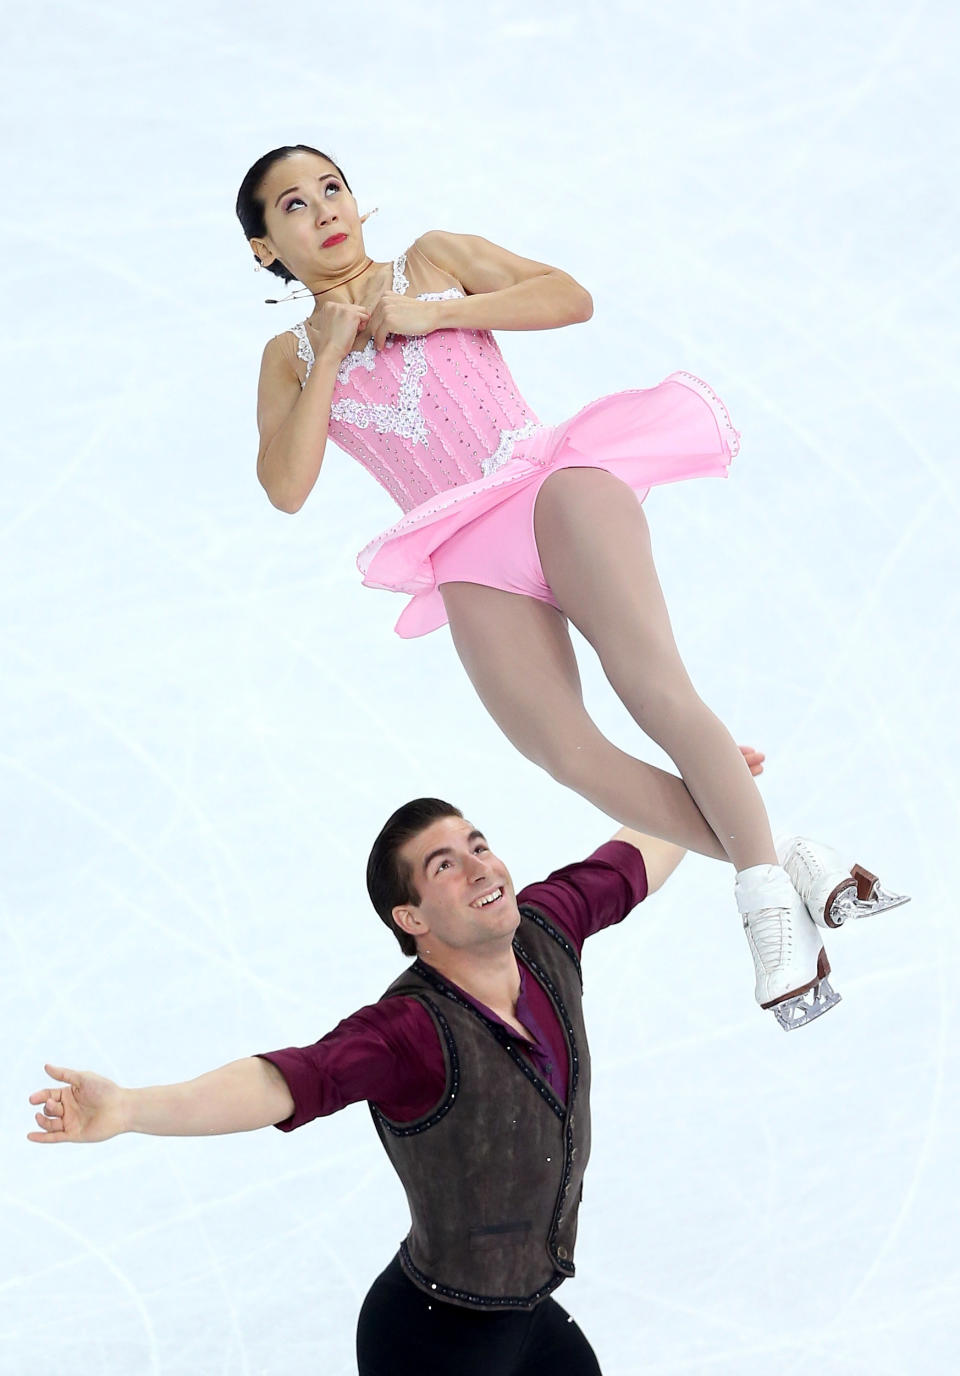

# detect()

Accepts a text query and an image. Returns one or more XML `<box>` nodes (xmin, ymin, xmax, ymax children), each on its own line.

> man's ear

<box><xmin>393</xmin><ymin>905</ymin><xmax>428</xmax><ymax>943</ymax></box>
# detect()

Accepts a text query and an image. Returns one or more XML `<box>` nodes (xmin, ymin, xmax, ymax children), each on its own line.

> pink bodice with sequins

<box><xmin>289</xmin><ymin>253</ymin><xmax>544</xmax><ymax>513</ymax></box>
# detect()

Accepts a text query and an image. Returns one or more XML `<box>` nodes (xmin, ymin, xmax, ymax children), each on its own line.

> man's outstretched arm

<box><xmin>27</xmin><ymin>1058</ymin><xmax>294</xmax><ymax>1144</ymax></box>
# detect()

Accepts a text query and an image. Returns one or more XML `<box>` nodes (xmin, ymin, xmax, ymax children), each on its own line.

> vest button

<box><xmin>557</xmin><ymin>1245</ymin><xmax>569</xmax><ymax>1260</ymax></box>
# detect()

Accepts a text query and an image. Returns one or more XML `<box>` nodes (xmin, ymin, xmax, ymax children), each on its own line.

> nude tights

<box><xmin>440</xmin><ymin>467</ymin><xmax>778</xmax><ymax>869</ymax></box>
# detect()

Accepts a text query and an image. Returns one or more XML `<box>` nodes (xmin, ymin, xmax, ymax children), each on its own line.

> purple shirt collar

<box><xmin>419</xmin><ymin>958</ymin><xmax>566</xmax><ymax>1099</ymax></box>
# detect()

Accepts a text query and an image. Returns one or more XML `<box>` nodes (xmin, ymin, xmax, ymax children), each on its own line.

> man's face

<box><xmin>393</xmin><ymin>816</ymin><xmax>520</xmax><ymax>956</ymax></box>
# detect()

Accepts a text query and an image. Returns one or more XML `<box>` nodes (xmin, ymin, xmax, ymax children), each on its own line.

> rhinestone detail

<box><xmin>331</xmin><ymin>335</ymin><xmax>430</xmax><ymax>445</ymax></box>
<box><xmin>668</xmin><ymin>370</ymin><xmax>741</xmax><ymax>458</ymax></box>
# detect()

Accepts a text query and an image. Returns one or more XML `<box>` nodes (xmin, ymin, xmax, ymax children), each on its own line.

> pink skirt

<box><xmin>357</xmin><ymin>373</ymin><xmax>739</xmax><ymax>638</ymax></box>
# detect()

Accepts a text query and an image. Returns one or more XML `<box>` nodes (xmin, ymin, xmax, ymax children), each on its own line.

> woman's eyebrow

<box><xmin>274</xmin><ymin>174</ymin><xmax>339</xmax><ymax>208</ymax></box>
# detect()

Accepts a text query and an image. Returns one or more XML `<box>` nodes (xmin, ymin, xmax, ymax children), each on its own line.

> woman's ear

<box><xmin>250</xmin><ymin>238</ymin><xmax>276</xmax><ymax>269</ymax></box>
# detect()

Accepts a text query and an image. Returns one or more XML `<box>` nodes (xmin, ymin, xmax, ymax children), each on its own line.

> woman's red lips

<box><xmin>322</xmin><ymin>233</ymin><xmax>348</xmax><ymax>248</ymax></box>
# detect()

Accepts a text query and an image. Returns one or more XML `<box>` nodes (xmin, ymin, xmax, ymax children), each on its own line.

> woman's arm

<box><xmin>365</xmin><ymin>231</ymin><xmax>593</xmax><ymax>347</ymax></box>
<box><xmin>256</xmin><ymin>301</ymin><xmax>370</xmax><ymax>513</ymax></box>
<box><xmin>27</xmin><ymin>1058</ymin><xmax>294</xmax><ymax>1144</ymax></box>
<box><xmin>419</xmin><ymin>230</ymin><xmax>593</xmax><ymax>330</ymax></box>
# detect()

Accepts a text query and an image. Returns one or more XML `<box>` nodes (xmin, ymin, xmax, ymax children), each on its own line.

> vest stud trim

<box><xmin>398</xmin><ymin>1240</ymin><xmax>565</xmax><ymax>1311</ymax></box>
<box><xmin>408</xmin><ymin>957</ymin><xmax>570</xmax><ymax>1121</ymax></box>
<box><xmin>372</xmin><ymin>913</ymin><xmax>591</xmax><ymax>1310</ymax></box>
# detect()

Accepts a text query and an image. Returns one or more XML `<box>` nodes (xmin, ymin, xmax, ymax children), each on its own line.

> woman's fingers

<box><xmin>308</xmin><ymin>303</ymin><xmax>372</xmax><ymax>358</ymax></box>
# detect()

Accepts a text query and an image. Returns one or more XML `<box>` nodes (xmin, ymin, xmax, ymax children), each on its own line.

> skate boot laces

<box><xmin>743</xmin><ymin>906</ymin><xmax>792</xmax><ymax>971</ymax></box>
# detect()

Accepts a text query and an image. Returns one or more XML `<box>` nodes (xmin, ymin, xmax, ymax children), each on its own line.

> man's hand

<box><xmin>28</xmin><ymin>1064</ymin><xmax>126</xmax><ymax>1144</ymax></box>
<box><xmin>740</xmin><ymin>745</ymin><xmax>765</xmax><ymax>777</ymax></box>
<box><xmin>612</xmin><ymin>745</ymin><xmax>767</xmax><ymax>892</ymax></box>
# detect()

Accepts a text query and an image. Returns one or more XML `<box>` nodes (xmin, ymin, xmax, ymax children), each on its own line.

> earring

<box><xmin>253</xmin><ymin>257</ymin><xmax>262</xmax><ymax>272</ymax></box>
<box><xmin>359</xmin><ymin>207</ymin><xmax>380</xmax><ymax>224</ymax></box>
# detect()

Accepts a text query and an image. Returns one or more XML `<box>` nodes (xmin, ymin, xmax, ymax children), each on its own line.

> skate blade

<box><xmin>832</xmin><ymin>874</ymin><xmax>911</xmax><ymax>925</ymax></box>
<box><xmin>772</xmin><ymin>977</ymin><xmax>841</xmax><ymax>1031</ymax></box>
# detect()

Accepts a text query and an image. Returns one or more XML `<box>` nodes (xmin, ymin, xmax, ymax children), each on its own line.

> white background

<box><xmin>2</xmin><ymin>1</ymin><xmax>958</xmax><ymax>1372</ymax></box>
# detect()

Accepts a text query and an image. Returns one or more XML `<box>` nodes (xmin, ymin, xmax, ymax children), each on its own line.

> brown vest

<box><xmin>370</xmin><ymin>904</ymin><xmax>591</xmax><ymax>1311</ymax></box>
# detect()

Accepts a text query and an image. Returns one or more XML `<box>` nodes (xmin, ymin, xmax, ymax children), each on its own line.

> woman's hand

<box><xmin>304</xmin><ymin>301</ymin><xmax>371</xmax><ymax>363</ymax></box>
<box><xmin>366</xmin><ymin>293</ymin><xmax>441</xmax><ymax>350</ymax></box>
<box><xmin>28</xmin><ymin>1064</ymin><xmax>127</xmax><ymax>1144</ymax></box>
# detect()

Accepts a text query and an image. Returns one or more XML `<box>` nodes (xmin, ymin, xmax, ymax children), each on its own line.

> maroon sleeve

<box><xmin>516</xmin><ymin>840</ymin><xmax>648</xmax><ymax>954</ymax></box>
<box><xmin>257</xmin><ymin>995</ymin><xmax>446</xmax><ymax>1131</ymax></box>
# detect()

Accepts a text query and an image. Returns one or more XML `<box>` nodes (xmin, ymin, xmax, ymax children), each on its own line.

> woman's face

<box><xmin>251</xmin><ymin>151</ymin><xmax>363</xmax><ymax>284</ymax></box>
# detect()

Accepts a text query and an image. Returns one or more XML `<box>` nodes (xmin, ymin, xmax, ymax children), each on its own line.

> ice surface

<box><xmin>2</xmin><ymin>1</ymin><xmax>958</xmax><ymax>1372</ymax></box>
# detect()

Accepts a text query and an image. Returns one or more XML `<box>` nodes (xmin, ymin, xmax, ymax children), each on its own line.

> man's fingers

<box><xmin>44</xmin><ymin>1063</ymin><xmax>78</xmax><ymax>1085</ymax></box>
<box><xmin>34</xmin><ymin>1112</ymin><xmax>63</xmax><ymax>1132</ymax></box>
<box><xmin>28</xmin><ymin>1089</ymin><xmax>57</xmax><ymax>1106</ymax></box>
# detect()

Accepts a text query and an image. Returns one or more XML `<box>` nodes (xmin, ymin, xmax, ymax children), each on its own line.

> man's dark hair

<box><xmin>235</xmin><ymin>144</ymin><xmax>352</xmax><ymax>284</ymax></box>
<box><xmin>366</xmin><ymin>799</ymin><xmax>464</xmax><ymax>957</ymax></box>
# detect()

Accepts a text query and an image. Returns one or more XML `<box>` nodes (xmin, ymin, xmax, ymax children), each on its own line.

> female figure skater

<box><xmin>237</xmin><ymin>144</ymin><xmax>906</xmax><ymax>1029</ymax></box>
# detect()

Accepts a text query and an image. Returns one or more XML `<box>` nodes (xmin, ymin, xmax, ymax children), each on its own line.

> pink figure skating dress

<box><xmin>288</xmin><ymin>251</ymin><xmax>740</xmax><ymax>638</ymax></box>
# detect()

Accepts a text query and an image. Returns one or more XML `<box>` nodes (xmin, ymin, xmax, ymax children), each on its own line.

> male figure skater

<box><xmin>27</xmin><ymin>789</ymin><xmax>753</xmax><ymax>1375</ymax></box>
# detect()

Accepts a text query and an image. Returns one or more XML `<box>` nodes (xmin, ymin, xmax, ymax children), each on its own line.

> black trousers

<box><xmin>356</xmin><ymin>1254</ymin><xmax>602</xmax><ymax>1376</ymax></box>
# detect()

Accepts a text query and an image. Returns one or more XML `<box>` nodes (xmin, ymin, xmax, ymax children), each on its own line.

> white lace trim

<box><xmin>393</xmin><ymin>251</ymin><xmax>408</xmax><ymax>295</ymax></box>
<box><xmin>291</xmin><ymin>321</ymin><xmax>314</xmax><ymax>374</ymax></box>
<box><xmin>480</xmin><ymin>421</ymin><xmax>545</xmax><ymax>477</ymax></box>
<box><xmin>330</xmin><ymin>335</ymin><xmax>429</xmax><ymax>445</ymax></box>
<box><xmin>337</xmin><ymin>337</ymin><xmax>378</xmax><ymax>384</ymax></box>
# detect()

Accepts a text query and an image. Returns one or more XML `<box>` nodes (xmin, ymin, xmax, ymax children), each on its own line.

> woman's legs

<box><xmin>533</xmin><ymin>468</ymin><xmax>777</xmax><ymax>872</ymax></box>
<box><xmin>440</xmin><ymin>580</ymin><xmax>729</xmax><ymax>859</ymax></box>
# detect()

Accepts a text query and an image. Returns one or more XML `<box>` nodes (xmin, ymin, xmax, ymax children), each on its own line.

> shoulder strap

<box><xmin>289</xmin><ymin>322</ymin><xmax>315</xmax><ymax>382</ymax></box>
<box><xmin>393</xmin><ymin>251</ymin><xmax>410</xmax><ymax>295</ymax></box>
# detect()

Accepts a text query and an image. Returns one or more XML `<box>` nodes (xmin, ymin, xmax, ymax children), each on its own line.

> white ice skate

<box><xmin>777</xmin><ymin>836</ymin><xmax>911</xmax><ymax>930</ymax></box>
<box><xmin>735</xmin><ymin>864</ymin><xmax>841</xmax><ymax>1031</ymax></box>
